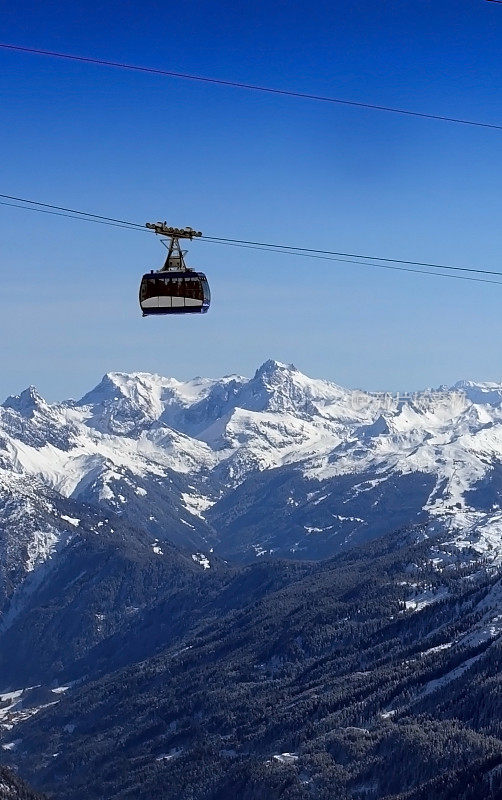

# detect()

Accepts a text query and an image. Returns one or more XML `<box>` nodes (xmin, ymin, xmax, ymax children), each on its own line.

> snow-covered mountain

<box><xmin>3</xmin><ymin>361</ymin><xmax>502</xmax><ymax>799</ymax></box>
<box><xmin>2</xmin><ymin>359</ymin><xmax>502</xmax><ymax>582</ymax></box>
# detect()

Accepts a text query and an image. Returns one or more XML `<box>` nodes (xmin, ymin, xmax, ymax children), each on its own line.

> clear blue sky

<box><xmin>1</xmin><ymin>0</ymin><xmax>502</xmax><ymax>401</ymax></box>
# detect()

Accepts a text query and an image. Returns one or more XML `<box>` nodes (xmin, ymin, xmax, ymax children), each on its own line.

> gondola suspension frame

<box><xmin>139</xmin><ymin>222</ymin><xmax>210</xmax><ymax>316</ymax></box>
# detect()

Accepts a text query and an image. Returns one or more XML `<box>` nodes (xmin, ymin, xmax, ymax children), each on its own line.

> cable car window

<box><xmin>144</xmin><ymin>278</ymin><xmax>157</xmax><ymax>299</ymax></box>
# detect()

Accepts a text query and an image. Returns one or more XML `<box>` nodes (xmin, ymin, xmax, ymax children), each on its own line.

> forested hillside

<box><xmin>2</xmin><ymin>527</ymin><xmax>502</xmax><ymax>799</ymax></box>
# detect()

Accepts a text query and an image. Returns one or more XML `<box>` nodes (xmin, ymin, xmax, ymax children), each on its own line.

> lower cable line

<box><xmin>200</xmin><ymin>239</ymin><xmax>502</xmax><ymax>286</ymax></box>
<box><xmin>1</xmin><ymin>191</ymin><xmax>502</xmax><ymax>287</ymax></box>
<box><xmin>0</xmin><ymin>200</ymin><xmax>145</xmax><ymax>231</ymax></box>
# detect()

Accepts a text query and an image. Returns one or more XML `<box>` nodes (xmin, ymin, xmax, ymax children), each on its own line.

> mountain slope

<box><xmin>3</xmin><ymin>527</ymin><xmax>502</xmax><ymax>800</ymax></box>
<box><xmin>0</xmin><ymin>767</ymin><xmax>46</xmax><ymax>800</ymax></box>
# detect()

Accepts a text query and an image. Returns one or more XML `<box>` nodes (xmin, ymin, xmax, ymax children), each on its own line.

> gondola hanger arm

<box><xmin>146</xmin><ymin>222</ymin><xmax>202</xmax><ymax>239</ymax></box>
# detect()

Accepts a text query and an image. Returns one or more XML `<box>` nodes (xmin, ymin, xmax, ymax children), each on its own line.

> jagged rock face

<box><xmin>1</xmin><ymin>360</ymin><xmax>502</xmax><ymax>572</ymax></box>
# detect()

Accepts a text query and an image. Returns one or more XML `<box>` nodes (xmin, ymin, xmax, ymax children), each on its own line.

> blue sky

<box><xmin>1</xmin><ymin>0</ymin><xmax>502</xmax><ymax>400</ymax></box>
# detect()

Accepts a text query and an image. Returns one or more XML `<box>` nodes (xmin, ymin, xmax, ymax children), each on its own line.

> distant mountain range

<box><xmin>1</xmin><ymin>361</ymin><xmax>502</xmax><ymax>799</ymax></box>
<box><xmin>1</xmin><ymin>359</ymin><xmax>502</xmax><ymax>582</ymax></box>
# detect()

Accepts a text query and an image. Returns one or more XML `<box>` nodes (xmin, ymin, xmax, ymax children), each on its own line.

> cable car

<box><xmin>139</xmin><ymin>223</ymin><xmax>210</xmax><ymax>316</ymax></box>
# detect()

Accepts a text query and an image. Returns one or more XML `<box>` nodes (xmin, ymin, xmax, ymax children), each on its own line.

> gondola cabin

<box><xmin>140</xmin><ymin>222</ymin><xmax>210</xmax><ymax>316</ymax></box>
<box><xmin>139</xmin><ymin>270</ymin><xmax>210</xmax><ymax>315</ymax></box>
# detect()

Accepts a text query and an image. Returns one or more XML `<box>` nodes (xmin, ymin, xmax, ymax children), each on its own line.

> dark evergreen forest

<box><xmin>1</xmin><ymin>522</ymin><xmax>501</xmax><ymax>799</ymax></box>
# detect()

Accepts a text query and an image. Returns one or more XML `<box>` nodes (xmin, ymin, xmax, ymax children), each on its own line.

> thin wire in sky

<box><xmin>2</xmin><ymin>192</ymin><xmax>502</xmax><ymax>287</ymax></box>
<box><xmin>203</xmin><ymin>236</ymin><xmax>502</xmax><ymax>278</ymax></box>
<box><xmin>199</xmin><ymin>239</ymin><xmax>502</xmax><ymax>286</ymax></box>
<box><xmin>0</xmin><ymin>200</ymin><xmax>145</xmax><ymax>231</ymax></box>
<box><xmin>1</xmin><ymin>43</ymin><xmax>501</xmax><ymax>131</ymax></box>
<box><xmin>0</xmin><ymin>194</ymin><xmax>145</xmax><ymax>230</ymax></box>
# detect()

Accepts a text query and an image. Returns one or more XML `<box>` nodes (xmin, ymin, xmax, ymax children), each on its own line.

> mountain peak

<box><xmin>78</xmin><ymin>372</ymin><xmax>146</xmax><ymax>406</ymax></box>
<box><xmin>452</xmin><ymin>379</ymin><xmax>502</xmax><ymax>406</ymax></box>
<box><xmin>254</xmin><ymin>359</ymin><xmax>298</xmax><ymax>380</ymax></box>
<box><xmin>2</xmin><ymin>386</ymin><xmax>47</xmax><ymax>417</ymax></box>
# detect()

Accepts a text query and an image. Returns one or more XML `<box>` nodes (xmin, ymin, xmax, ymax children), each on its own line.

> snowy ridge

<box><xmin>2</xmin><ymin>360</ymin><xmax>502</xmax><ymax>574</ymax></box>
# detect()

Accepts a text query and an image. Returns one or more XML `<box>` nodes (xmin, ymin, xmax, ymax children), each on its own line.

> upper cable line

<box><xmin>0</xmin><ymin>194</ymin><xmax>144</xmax><ymax>230</ymax></box>
<box><xmin>2</xmin><ymin>192</ymin><xmax>502</xmax><ymax>286</ymax></box>
<box><xmin>1</xmin><ymin>42</ymin><xmax>501</xmax><ymax>132</ymax></box>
